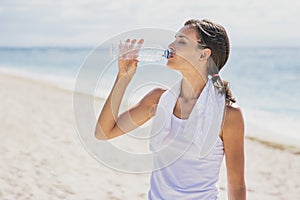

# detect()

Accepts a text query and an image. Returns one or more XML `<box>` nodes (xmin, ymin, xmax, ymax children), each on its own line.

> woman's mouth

<box><xmin>168</xmin><ymin>52</ymin><xmax>175</xmax><ymax>59</ymax></box>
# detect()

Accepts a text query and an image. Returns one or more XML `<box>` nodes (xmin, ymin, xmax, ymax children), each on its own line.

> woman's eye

<box><xmin>178</xmin><ymin>40</ymin><xmax>185</xmax><ymax>44</ymax></box>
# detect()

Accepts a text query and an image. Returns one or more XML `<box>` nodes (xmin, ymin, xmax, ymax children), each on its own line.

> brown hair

<box><xmin>184</xmin><ymin>19</ymin><xmax>236</xmax><ymax>105</ymax></box>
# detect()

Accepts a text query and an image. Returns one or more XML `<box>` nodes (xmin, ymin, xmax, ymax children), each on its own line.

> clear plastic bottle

<box><xmin>111</xmin><ymin>46</ymin><xmax>171</xmax><ymax>62</ymax></box>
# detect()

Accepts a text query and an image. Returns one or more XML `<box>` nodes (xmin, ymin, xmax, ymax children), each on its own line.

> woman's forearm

<box><xmin>95</xmin><ymin>74</ymin><xmax>132</xmax><ymax>139</ymax></box>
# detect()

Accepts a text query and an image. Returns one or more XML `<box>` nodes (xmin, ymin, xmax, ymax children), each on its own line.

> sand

<box><xmin>0</xmin><ymin>72</ymin><xmax>299</xmax><ymax>200</ymax></box>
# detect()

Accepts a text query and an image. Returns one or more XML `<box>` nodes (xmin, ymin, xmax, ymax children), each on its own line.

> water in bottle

<box><xmin>135</xmin><ymin>48</ymin><xmax>171</xmax><ymax>62</ymax></box>
<box><xmin>111</xmin><ymin>45</ymin><xmax>171</xmax><ymax>62</ymax></box>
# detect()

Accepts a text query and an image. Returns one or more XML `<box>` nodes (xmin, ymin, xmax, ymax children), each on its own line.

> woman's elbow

<box><xmin>94</xmin><ymin>131</ymin><xmax>109</xmax><ymax>140</ymax></box>
<box><xmin>94</xmin><ymin>125</ymin><xmax>111</xmax><ymax>140</ymax></box>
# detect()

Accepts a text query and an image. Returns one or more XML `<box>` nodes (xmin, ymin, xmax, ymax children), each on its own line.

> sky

<box><xmin>0</xmin><ymin>0</ymin><xmax>299</xmax><ymax>47</ymax></box>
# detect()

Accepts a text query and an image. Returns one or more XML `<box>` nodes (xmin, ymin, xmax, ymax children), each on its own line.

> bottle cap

<box><xmin>163</xmin><ymin>49</ymin><xmax>171</xmax><ymax>59</ymax></box>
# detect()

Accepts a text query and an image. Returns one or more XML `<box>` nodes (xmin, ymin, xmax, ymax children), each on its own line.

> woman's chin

<box><xmin>166</xmin><ymin>61</ymin><xmax>179</xmax><ymax>70</ymax></box>
<box><xmin>166</xmin><ymin>61</ymin><xmax>174</xmax><ymax>68</ymax></box>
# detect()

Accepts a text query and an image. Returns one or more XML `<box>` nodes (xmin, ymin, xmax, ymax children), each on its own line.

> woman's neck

<box><xmin>179</xmin><ymin>70</ymin><xmax>207</xmax><ymax>101</ymax></box>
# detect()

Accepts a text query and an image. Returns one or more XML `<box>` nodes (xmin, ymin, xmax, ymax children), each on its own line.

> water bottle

<box><xmin>110</xmin><ymin>45</ymin><xmax>171</xmax><ymax>62</ymax></box>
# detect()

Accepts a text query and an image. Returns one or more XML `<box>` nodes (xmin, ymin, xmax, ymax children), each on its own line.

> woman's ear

<box><xmin>199</xmin><ymin>48</ymin><xmax>211</xmax><ymax>60</ymax></box>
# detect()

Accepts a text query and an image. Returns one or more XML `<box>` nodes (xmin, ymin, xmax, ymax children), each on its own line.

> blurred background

<box><xmin>0</xmin><ymin>0</ymin><xmax>299</xmax><ymax>199</ymax></box>
<box><xmin>1</xmin><ymin>0</ymin><xmax>299</xmax><ymax>146</ymax></box>
<box><xmin>1</xmin><ymin>0</ymin><xmax>300</xmax><ymax>47</ymax></box>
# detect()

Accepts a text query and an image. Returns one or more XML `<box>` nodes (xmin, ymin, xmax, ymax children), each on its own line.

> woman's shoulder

<box><xmin>225</xmin><ymin>103</ymin><xmax>243</xmax><ymax>117</ymax></box>
<box><xmin>142</xmin><ymin>88</ymin><xmax>167</xmax><ymax>106</ymax></box>
<box><xmin>222</xmin><ymin>103</ymin><xmax>245</xmax><ymax>137</ymax></box>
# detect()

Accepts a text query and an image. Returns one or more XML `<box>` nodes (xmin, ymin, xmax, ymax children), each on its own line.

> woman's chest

<box><xmin>172</xmin><ymin>98</ymin><xmax>197</xmax><ymax>119</ymax></box>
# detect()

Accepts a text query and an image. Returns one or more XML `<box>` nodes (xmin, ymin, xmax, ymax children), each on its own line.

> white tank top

<box><xmin>148</xmin><ymin>113</ymin><xmax>224</xmax><ymax>200</ymax></box>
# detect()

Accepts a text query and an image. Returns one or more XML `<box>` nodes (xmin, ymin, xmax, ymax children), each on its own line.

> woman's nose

<box><xmin>168</xmin><ymin>42</ymin><xmax>175</xmax><ymax>52</ymax></box>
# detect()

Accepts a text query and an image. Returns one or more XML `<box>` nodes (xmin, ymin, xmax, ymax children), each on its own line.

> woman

<box><xmin>95</xmin><ymin>19</ymin><xmax>246</xmax><ymax>199</ymax></box>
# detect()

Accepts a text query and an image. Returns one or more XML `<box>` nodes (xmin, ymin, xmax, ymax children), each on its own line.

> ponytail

<box><xmin>222</xmin><ymin>79</ymin><xmax>236</xmax><ymax>105</ymax></box>
<box><xmin>210</xmin><ymin>74</ymin><xmax>236</xmax><ymax>105</ymax></box>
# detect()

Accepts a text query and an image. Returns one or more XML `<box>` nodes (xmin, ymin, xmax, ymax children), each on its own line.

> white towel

<box><xmin>149</xmin><ymin>75</ymin><xmax>226</xmax><ymax>159</ymax></box>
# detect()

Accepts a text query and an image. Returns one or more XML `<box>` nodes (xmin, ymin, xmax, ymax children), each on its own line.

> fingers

<box><xmin>118</xmin><ymin>38</ymin><xmax>144</xmax><ymax>60</ymax></box>
<box><xmin>118</xmin><ymin>39</ymin><xmax>130</xmax><ymax>58</ymax></box>
<box><xmin>137</xmin><ymin>38</ymin><xmax>144</xmax><ymax>46</ymax></box>
<box><xmin>129</xmin><ymin>39</ymin><xmax>137</xmax><ymax>49</ymax></box>
<box><xmin>135</xmin><ymin>39</ymin><xmax>144</xmax><ymax>50</ymax></box>
<box><xmin>125</xmin><ymin>39</ymin><xmax>130</xmax><ymax>53</ymax></box>
<box><xmin>134</xmin><ymin>38</ymin><xmax>144</xmax><ymax>54</ymax></box>
<box><xmin>128</xmin><ymin>39</ymin><xmax>137</xmax><ymax>59</ymax></box>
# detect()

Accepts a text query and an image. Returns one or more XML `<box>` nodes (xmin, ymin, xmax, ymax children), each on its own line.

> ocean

<box><xmin>0</xmin><ymin>46</ymin><xmax>299</xmax><ymax>148</ymax></box>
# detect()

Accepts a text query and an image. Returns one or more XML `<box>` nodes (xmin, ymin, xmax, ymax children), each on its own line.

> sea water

<box><xmin>0</xmin><ymin>46</ymin><xmax>299</xmax><ymax>147</ymax></box>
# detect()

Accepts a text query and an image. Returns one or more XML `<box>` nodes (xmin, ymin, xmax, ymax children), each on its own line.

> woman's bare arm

<box><xmin>94</xmin><ymin>72</ymin><xmax>166</xmax><ymax>140</ymax></box>
<box><xmin>94</xmin><ymin>38</ymin><xmax>167</xmax><ymax>140</ymax></box>
<box><xmin>94</xmin><ymin>74</ymin><xmax>131</xmax><ymax>140</ymax></box>
<box><xmin>222</xmin><ymin>105</ymin><xmax>246</xmax><ymax>200</ymax></box>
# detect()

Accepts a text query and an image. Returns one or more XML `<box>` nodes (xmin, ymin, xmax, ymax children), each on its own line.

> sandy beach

<box><xmin>0</xmin><ymin>72</ymin><xmax>299</xmax><ymax>200</ymax></box>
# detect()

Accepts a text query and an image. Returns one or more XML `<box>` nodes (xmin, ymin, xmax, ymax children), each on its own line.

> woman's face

<box><xmin>167</xmin><ymin>26</ymin><xmax>203</xmax><ymax>71</ymax></box>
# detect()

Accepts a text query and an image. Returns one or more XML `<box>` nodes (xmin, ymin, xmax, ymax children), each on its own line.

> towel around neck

<box><xmin>149</xmin><ymin>76</ymin><xmax>226</xmax><ymax>167</ymax></box>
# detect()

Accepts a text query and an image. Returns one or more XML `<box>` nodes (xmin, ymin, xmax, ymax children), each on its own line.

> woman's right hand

<box><xmin>117</xmin><ymin>38</ymin><xmax>144</xmax><ymax>79</ymax></box>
